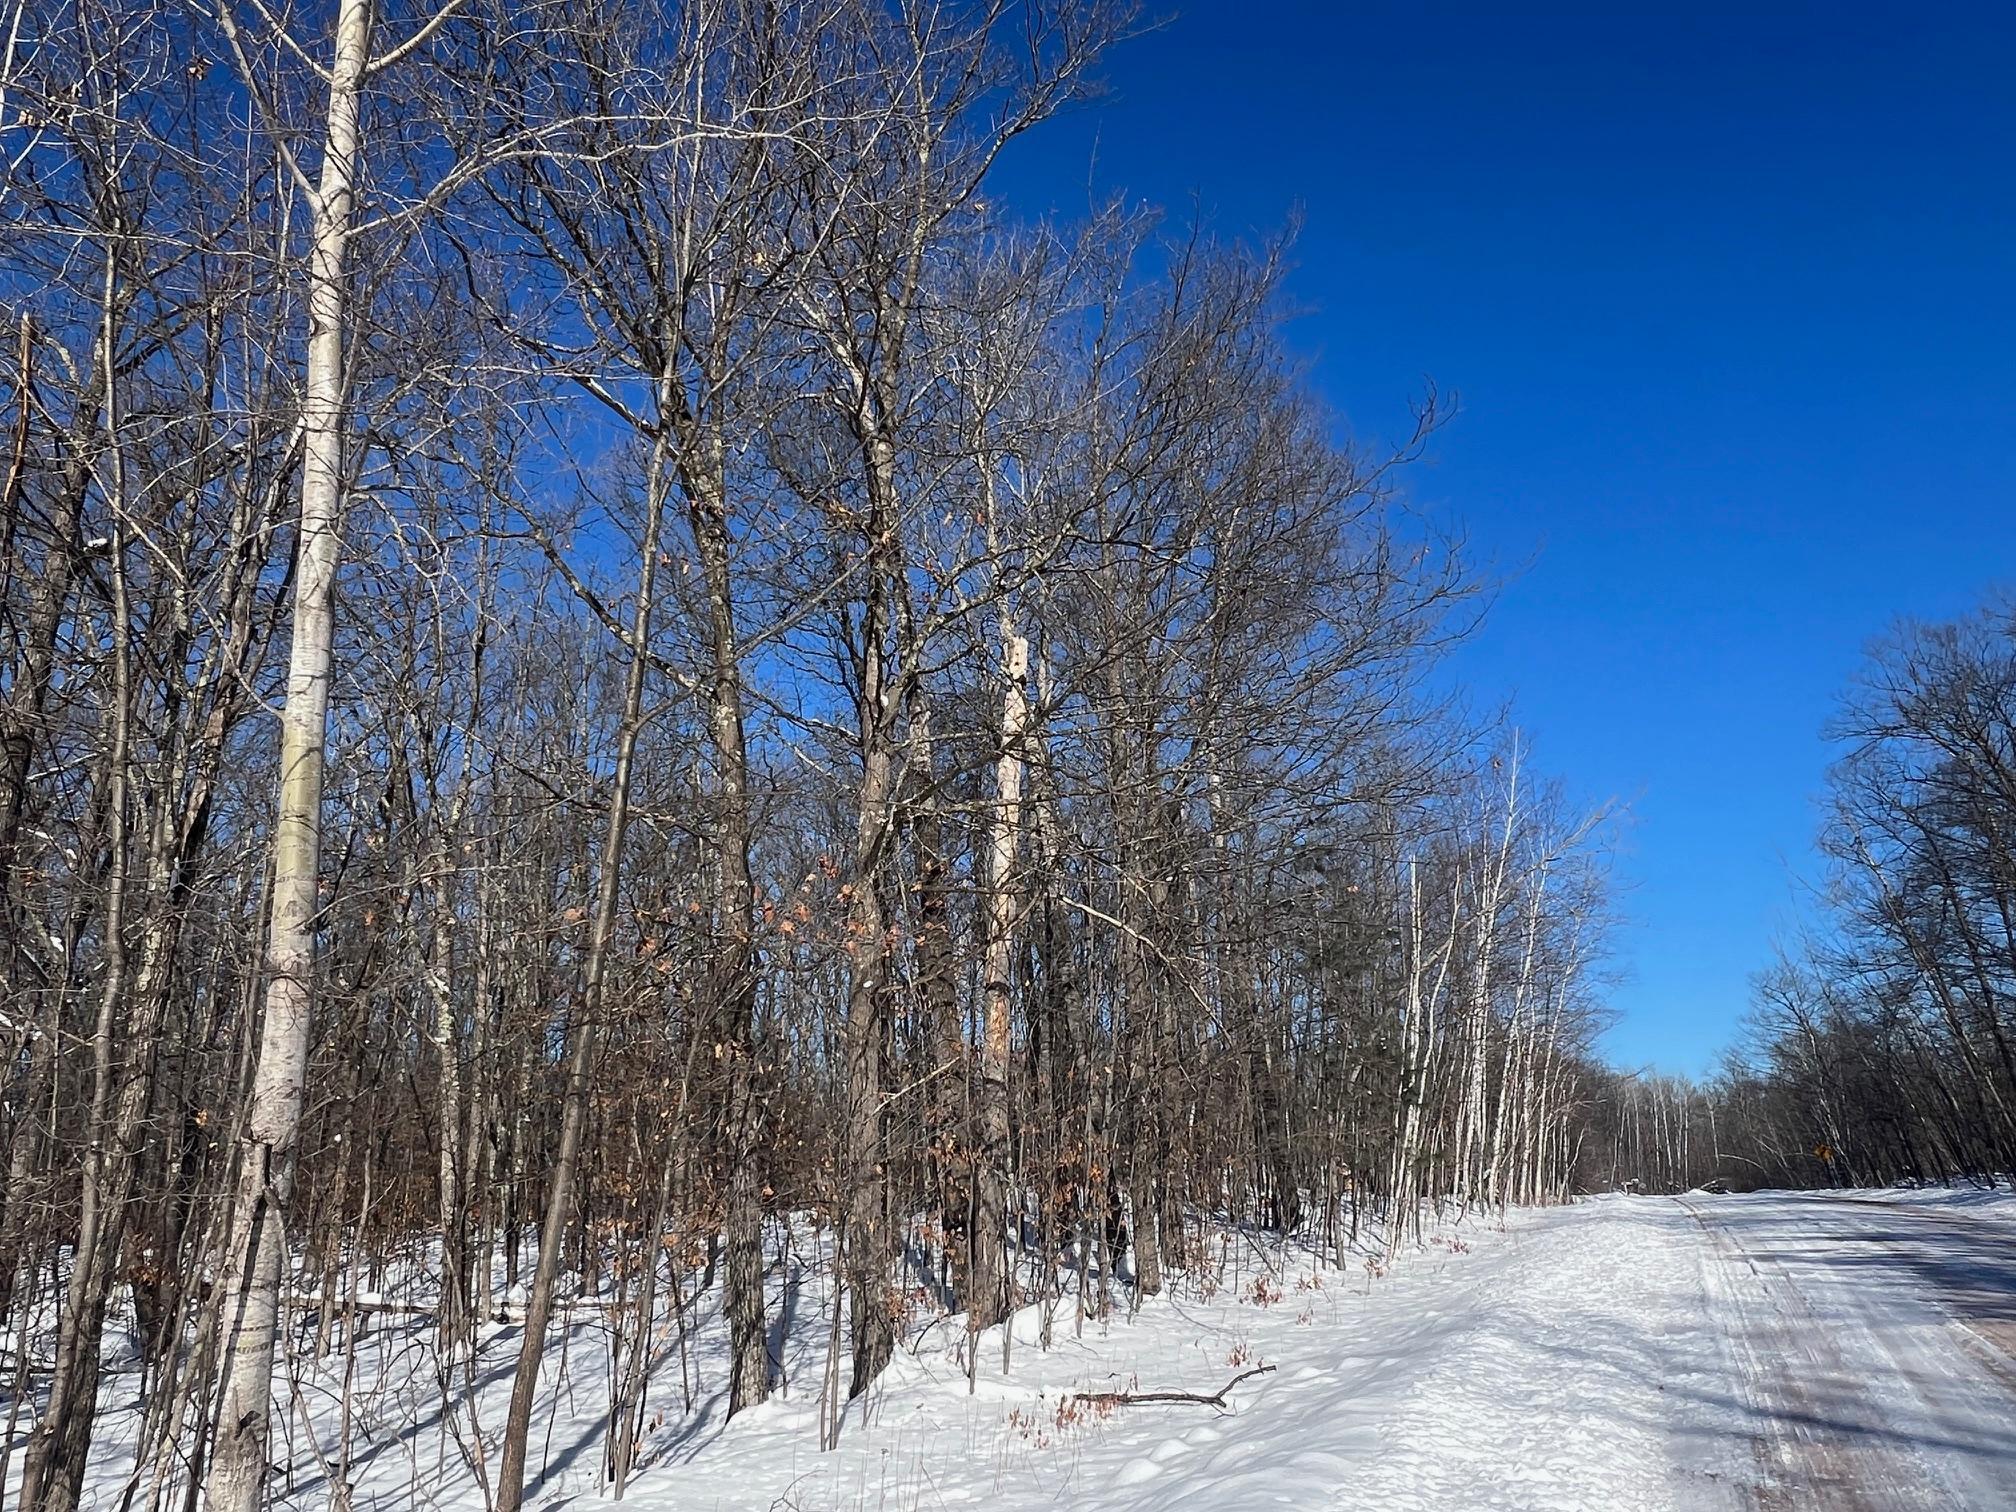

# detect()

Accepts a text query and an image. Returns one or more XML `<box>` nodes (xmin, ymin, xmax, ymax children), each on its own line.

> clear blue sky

<box><xmin>992</xmin><ymin>1</ymin><xmax>2016</xmax><ymax>1075</ymax></box>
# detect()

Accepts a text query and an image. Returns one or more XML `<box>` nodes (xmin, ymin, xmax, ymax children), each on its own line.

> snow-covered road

<box><xmin>1681</xmin><ymin>1190</ymin><xmax>2016</xmax><ymax>1510</ymax></box>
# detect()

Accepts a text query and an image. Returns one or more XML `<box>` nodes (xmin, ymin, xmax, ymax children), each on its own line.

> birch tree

<box><xmin>204</xmin><ymin>0</ymin><xmax>476</xmax><ymax>1501</ymax></box>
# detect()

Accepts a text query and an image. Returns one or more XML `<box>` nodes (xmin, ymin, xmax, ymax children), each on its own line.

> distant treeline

<box><xmin>1587</xmin><ymin>591</ymin><xmax>2016</xmax><ymax>1196</ymax></box>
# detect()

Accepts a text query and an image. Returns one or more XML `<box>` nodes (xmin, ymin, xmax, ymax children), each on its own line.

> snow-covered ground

<box><xmin>15</xmin><ymin>1188</ymin><xmax>2016</xmax><ymax>1510</ymax></box>
<box><xmin>1811</xmin><ymin>1178</ymin><xmax>2016</xmax><ymax>1215</ymax></box>
<box><xmin>632</xmin><ymin>1197</ymin><xmax>1752</xmax><ymax>1512</ymax></box>
<box><xmin>1681</xmin><ymin>1188</ymin><xmax>2016</xmax><ymax>1509</ymax></box>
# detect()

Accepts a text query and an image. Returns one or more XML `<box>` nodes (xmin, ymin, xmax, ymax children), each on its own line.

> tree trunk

<box><xmin>969</xmin><ymin>626</ymin><xmax>1028</xmax><ymax>1332</ymax></box>
<box><xmin>205</xmin><ymin>4</ymin><xmax>370</xmax><ymax>1502</ymax></box>
<box><xmin>21</xmin><ymin>495</ymin><xmax>133</xmax><ymax>1512</ymax></box>
<box><xmin>843</xmin><ymin>433</ymin><xmax>902</xmax><ymax>1399</ymax></box>
<box><xmin>686</xmin><ymin>455</ymin><xmax>768</xmax><ymax>1416</ymax></box>
<box><xmin>495</xmin><ymin>412</ymin><xmax>671</xmax><ymax>1512</ymax></box>
<box><xmin>428</xmin><ymin>828</ymin><xmax>465</xmax><ymax>1347</ymax></box>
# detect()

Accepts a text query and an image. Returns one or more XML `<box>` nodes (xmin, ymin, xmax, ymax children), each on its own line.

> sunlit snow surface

<box><xmin>13</xmin><ymin>1188</ymin><xmax>2016</xmax><ymax>1509</ymax></box>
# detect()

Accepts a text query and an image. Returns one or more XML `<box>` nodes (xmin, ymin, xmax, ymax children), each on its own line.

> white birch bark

<box><xmin>971</xmin><ymin>618</ymin><xmax>1029</xmax><ymax>1330</ymax></box>
<box><xmin>205</xmin><ymin>1</ymin><xmax>370</xmax><ymax>1502</ymax></box>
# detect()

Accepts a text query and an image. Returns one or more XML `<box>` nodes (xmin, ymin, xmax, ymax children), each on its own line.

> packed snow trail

<box><xmin>1680</xmin><ymin>1191</ymin><xmax>2016</xmax><ymax>1510</ymax></box>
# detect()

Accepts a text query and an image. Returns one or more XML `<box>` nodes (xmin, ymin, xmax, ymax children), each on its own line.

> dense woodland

<box><xmin>0</xmin><ymin>0</ymin><xmax>2006</xmax><ymax>1508</ymax></box>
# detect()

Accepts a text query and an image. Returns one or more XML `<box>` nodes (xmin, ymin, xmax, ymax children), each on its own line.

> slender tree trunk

<box><xmin>686</xmin><ymin>453</ymin><xmax>768</xmax><ymax>1416</ymax></box>
<box><xmin>205</xmin><ymin>4</ymin><xmax>370</xmax><ymax>1502</ymax></box>
<box><xmin>21</xmin><ymin>490</ymin><xmax>132</xmax><ymax>1512</ymax></box>
<box><xmin>900</xmin><ymin>691</ymin><xmax>964</xmax><ymax>1301</ymax></box>
<box><xmin>0</xmin><ymin>365</ymin><xmax>99</xmax><ymax>912</ymax></box>
<box><xmin>969</xmin><ymin>624</ymin><xmax>1028</xmax><ymax>1331</ymax></box>
<box><xmin>468</xmin><ymin>851</ymin><xmax>499</xmax><ymax>1329</ymax></box>
<box><xmin>843</xmin><ymin>433</ymin><xmax>902</xmax><ymax>1399</ymax></box>
<box><xmin>495</xmin><ymin>413</ymin><xmax>671</xmax><ymax>1512</ymax></box>
<box><xmin>428</xmin><ymin>827</ymin><xmax>465</xmax><ymax>1348</ymax></box>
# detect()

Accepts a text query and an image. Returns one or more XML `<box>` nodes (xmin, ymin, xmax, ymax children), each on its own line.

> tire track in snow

<box><xmin>1681</xmin><ymin>1193</ymin><xmax>2016</xmax><ymax>1511</ymax></box>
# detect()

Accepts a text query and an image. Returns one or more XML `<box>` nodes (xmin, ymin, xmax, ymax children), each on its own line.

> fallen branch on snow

<box><xmin>1066</xmin><ymin>1364</ymin><xmax>1275</xmax><ymax>1409</ymax></box>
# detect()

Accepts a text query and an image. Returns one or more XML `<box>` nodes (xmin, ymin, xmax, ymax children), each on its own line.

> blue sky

<box><xmin>992</xmin><ymin>2</ymin><xmax>2016</xmax><ymax>1074</ymax></box>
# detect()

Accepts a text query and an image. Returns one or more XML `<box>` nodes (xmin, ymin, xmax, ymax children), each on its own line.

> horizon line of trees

<box><xmin>1589</xmin><ymin>590</ymin><xmax>2016</xmax><ymax>1197</ymax></box>
<box><xmin>3</xmin><ymin>1</ymin><xmax>1654</xmax><ymax>1506</ymax></box>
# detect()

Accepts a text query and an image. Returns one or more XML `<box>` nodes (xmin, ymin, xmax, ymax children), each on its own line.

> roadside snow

<box><xmin>1815</xmin><ymin>1180</ymin><xmax>2016</xmax><ymax>1218</ymax></box>
<box><xmin>620</xmin><ymin>1198</ymin><xmax>1752</xmax><ymax>1512</ymax></box>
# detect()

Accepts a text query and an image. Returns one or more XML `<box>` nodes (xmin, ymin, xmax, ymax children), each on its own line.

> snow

<box><xmin>1813</xmin><ymin>1179</ymin><xmax>2016</xmax><ymax>1216</ymax></box>
<box><xmin>14</xmin><ymin>1190</ymin><xmax>2016</xmax><ymax>1510</ymax></box>
<box><xmin>576</xmin><ymin>1197</ymin><xmax>1753</xmax><ymax>1510</ymax></box>
<box><xmin>1681</xmin><ymin>1188</ymin><xmax>2016</xmax><ymax>1509</ymax></box>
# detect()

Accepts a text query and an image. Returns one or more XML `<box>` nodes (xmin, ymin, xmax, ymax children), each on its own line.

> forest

<box><xmin>1</xmin><ymin>1</ymin><xmax>2011</xmax><ymax>1509</ymax></box>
